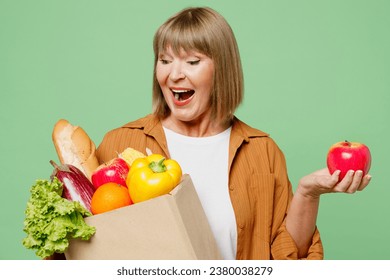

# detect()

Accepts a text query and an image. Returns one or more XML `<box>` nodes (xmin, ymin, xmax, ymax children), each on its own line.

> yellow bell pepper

<box><xmin>126</xmin><ymin>154</ymin><xmax>182</xmax><ymax>203</ymax></box>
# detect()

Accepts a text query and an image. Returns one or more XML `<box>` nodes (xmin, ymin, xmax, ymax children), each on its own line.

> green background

<box><xmin>1</xmin><ymin>0</ymin><xmax>389</xmax><ymax>260</ymax></box>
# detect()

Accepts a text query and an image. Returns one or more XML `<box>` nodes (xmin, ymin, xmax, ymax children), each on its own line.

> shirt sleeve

<box><xmin>271</xmin><ymin>222</ymin><xmax>323</xmax><ymax>260</ymax></box>
<box><xmin>268</xmin><ymin>140</ymin><xmax>324</xmax><ymax>260</ymax></box>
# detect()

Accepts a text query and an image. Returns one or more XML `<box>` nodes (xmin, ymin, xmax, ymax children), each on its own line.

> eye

<box><xmin>159</xmin><ymin>59</ymin><xmax>170</xmax><ymax>65</ymax></box>
<box><xmin>188</xmin><ymin>60</ymin><xmax>200</xmax><ymax>65</ymax></box>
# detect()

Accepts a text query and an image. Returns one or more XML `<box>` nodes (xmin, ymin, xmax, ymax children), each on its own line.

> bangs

<box><xmin>154</xmin><ymin>10</ymin><xmax>212</xmax><ymax>57</ymax></box>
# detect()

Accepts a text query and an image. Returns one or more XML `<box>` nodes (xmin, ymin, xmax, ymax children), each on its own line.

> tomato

<box><xmin>126</xmin><ymin>154</ymin><xmax>182</xmax><ymax>203</ymax></box>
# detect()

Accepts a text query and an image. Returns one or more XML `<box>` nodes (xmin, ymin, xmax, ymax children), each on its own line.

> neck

<box><xmin>162</xmin><ymin>116</ymin><xmax>231</xmax><ymax>137</ymax></box>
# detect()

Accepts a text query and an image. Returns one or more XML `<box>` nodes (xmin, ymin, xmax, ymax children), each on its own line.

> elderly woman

<box><xmin>96</xmin><ymin>7</ymin><xmax>371</xmax><ymax>260</ymax></box>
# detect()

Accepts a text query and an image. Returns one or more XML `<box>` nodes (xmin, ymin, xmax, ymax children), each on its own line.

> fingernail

<box><xmin>356</xmin><ymin>170</ymin><xmax>363</xmax><ymax>177</ymax></box>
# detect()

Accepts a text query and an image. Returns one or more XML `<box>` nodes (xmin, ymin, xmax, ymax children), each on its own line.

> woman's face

<box><xmin>156</xmin><ymin>46</ymin><xmax>215</xmax><ymax>125</ymax></box>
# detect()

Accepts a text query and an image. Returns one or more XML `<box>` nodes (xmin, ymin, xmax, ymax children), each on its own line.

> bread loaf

<box><xmin>52</xmin><ymin>119</ymin><xmax>99</xmax><ymax>181</ymax></box>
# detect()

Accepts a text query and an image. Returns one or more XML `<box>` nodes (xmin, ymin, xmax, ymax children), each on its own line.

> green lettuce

<box><xmin>22</xmin><ymin>177</ymin><xmax>96</xmax><ymax>259</ymax></box>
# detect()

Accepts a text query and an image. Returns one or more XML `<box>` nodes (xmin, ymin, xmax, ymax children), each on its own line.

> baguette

<box><xmin>52</xmin><ymin>119</ymin><xmax>99</xmax><ymax>181</ymax></box>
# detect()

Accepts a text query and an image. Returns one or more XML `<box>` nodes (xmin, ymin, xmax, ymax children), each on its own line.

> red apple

<box><xmin>327</xmin><ymin>140</ymin><xmax>371</xmax><ymax>181</ymax></box>
<box><xmin>91</xmin><ymin>158</ymin><xmax>130</xmax><ymax>189</ymax></box>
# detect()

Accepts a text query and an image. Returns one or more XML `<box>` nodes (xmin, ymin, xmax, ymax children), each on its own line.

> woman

<box><xmin>96</xmin><ymin>7</ymin><xmax>371</xmax><ymax>260</ymax></box>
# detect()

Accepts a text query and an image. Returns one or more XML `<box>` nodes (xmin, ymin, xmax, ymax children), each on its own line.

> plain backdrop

<box><xmin>1</xmin><ymin>0</ymin><xmax>389</xmax><ymax>260</ymax></box>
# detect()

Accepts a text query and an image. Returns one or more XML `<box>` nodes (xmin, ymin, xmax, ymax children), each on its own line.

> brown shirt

<box><xmin>96</xmin><ymin>114</ymin><xmax>323</xmax><ymax>259</ymax></box>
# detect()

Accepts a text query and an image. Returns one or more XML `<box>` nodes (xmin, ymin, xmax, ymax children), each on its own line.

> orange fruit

<box><xmin>90</xmin><ymin>182</ymin><xmax>132</xmax><ymax>215</ymax></box>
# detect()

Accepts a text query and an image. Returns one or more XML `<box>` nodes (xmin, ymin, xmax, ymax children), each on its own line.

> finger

<box><xmin>313</xmin><ymin>168</ymin><xmax>331</xmax><ymax>176</ymax></box>
<box><xmin>346</xmin><ymin>170</ymin><xmax>364</xmax><ymax>194</ymax></box>
<box><xmin>316</xmin><ymin>169</ymin><xmax>339</xmax><ymax>191</ymax></box>
<box><xmin>331</xmin><ymin>170</ymin><xmax>341</xmax><ymax>183</ymax></box>
<box><xmin>334</xmin><ymin>170</ymin><xmax>355</xmax><ymax>192</ymax></box>
<box><xmin>357</xmin><ymin>174</ymin><xmax>372</xmax><ymax>191</ymax></box>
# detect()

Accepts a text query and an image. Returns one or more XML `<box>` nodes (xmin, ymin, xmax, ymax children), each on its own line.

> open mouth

<box><xmin>171</xmin><ymin>89</ymin><xmax>195</xmax><ymax>102</ymax></box>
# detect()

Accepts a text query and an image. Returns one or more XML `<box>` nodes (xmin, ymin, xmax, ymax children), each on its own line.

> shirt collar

<box><xmin>231</xmin><ymin>116</ymin><xmax>269</xmax><ymax>141</ymax></box>
<box><xmin>122</xmin><ymin>114</ymin><xmax>269</xmax><ymax>139</ymax></box>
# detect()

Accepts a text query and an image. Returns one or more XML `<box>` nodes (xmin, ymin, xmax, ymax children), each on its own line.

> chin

<box><xmin>169</xmin><ymin>111</ymin><xmax>198</xmax><ymax>124</ymax></box>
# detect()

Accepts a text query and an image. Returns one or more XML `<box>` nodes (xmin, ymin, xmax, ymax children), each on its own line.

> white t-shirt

<box><xmin>163</xmin><ymin>126</ymin><xmax>237</xmax><ymax>260</ymax></box>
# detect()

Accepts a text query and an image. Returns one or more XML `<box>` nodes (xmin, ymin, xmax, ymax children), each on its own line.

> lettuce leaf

<box><xmin>22</xmin><ymin>177</ymin><xmax>95</xmax><ymax>259</ymax></box>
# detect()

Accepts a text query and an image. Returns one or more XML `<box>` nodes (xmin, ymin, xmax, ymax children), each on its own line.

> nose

<box><xmin>169</xmin><ymin>62</ymin><xmax>186</xmax><ymax>81</ymax></box>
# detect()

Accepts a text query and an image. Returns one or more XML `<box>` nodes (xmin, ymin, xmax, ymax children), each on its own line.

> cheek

<box><xmin>198</xmin><ymin>73</ymin><xmax>214</xmax><ymax>94</ymax></box>
<box><xmin>155</xmin><ymin>66</ymin><xmax>166</xmax><ymax>86</ymax></box>
<box><xmin>198</xmin><ymin>64</ymin><xmax>214</xmax><ymax>90</ymax></box>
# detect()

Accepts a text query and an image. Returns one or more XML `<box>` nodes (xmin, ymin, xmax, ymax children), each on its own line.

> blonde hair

<box><xmin>152</xmin><ymin>7</ymin><xmax>243</xmax><ymax>123</ymax></box>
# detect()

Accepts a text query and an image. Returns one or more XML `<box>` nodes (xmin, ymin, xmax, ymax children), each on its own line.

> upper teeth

<box><xmin>172</xmin><ymin>89</ymin><xmax>191</xmax><ymax>93</ymax></box>
<box><xmin>172</xmin><ymin>89</ymin><xmax>192</xmax><ymax>101</ymax></box>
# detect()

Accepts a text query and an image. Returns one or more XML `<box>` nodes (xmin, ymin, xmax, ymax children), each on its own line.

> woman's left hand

<box><xmin>296</xmin><ymin>168</ymin><xmax>372</xmax><ymax>199</ymax></box>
